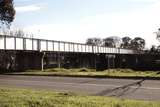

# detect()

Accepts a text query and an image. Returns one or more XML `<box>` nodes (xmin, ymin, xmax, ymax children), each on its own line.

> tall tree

<box><xmin>86</xmin><ymin>38</ymin><xmax>102</xmax><ymax>46</ymax></box>
<box><xmin>130</xmin><ymin>37</ymin><xmax>145</xmax><ymax>51</ymax></box>
<box><xmin>0</xmin><ymin>0</ymin><xmax>15</xmax><ymax>27</ymax></box>
<box><xmin>0</xmin><ymin>0</ymin><xmax>15</xmax><ymax>71</ymax></box>
<box><xmin>121</xmin><ymin>36</ymin><xmax>132</xmax><ymax>49</ymax></box>
<box><xmin>103</xmin><ymin>36</ymin><xmax>122</xmax><ymax>48</ymax></box>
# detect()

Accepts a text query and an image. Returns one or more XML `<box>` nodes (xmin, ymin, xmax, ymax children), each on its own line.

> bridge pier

<box><xmin>41</xmin><ymin>52</ymin><xmax>45</xmax><ymax>71</ymax></box>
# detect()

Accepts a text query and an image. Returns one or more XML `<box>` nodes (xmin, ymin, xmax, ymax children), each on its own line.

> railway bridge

<box><xmin>0</xmin><ymin>35</ymin><xmax>158</xmax><ymax>71</ymax></box>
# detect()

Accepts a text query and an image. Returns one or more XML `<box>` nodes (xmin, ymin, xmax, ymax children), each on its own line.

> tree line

<box><xmin>86</xmin><ymin>29</ymin><xmax>160</xmax><ymax>53</ymax></box>
<box><xmin>86</xmin><ymin>36</ymin><xmax>145</xmax><ymax>51</ymax></box>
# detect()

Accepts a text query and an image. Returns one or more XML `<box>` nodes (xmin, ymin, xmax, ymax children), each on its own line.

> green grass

<box><xmin>0</xmin><ymin>88</ymin><xmax>160</xmax><ymax>107</ymax></box>
<box><xmin>6</xmin><ymin>68</ymin><xmax>160</xmax><ymax>78</ymax></box>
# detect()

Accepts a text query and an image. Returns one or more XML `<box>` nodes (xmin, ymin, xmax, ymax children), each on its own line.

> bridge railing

<box><xmin>0</xmin><ymin>35</ymin><xmax>135</xmax><ymax>54</ymax></box>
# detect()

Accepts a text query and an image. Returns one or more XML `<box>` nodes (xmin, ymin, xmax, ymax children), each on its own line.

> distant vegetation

<box><xmin>86</xmin><ymin>36</ymin><xmax>145</xmax><ymax>51</ymax></box>
<box><xmin>0</xmin><ymin>88</ymin><xmax>160</xmax><ymax>107</ymax></box>
<box><xmin>86</xmin><ymin>28</ymin><xmax>160</xmax><ymax>53</ymax></box>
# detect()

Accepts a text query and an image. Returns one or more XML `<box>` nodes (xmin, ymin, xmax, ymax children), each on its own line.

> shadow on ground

<box><xmin>95</xmin><ymin>79</ymin><xmax>145</xmax><ymax>97</ymax></box>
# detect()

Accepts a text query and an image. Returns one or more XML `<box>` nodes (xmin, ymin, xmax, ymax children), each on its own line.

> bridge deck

<box><xmin>0</xmin><ymin>35</ymin><xmax>134</xmax><ymax>54</ymax></box>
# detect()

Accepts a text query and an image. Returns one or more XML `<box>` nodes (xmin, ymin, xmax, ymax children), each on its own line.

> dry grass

<box><xmin>7</xmin><ymin>68</ymin><xmax>160</xmax><ymax>78</ymax></box>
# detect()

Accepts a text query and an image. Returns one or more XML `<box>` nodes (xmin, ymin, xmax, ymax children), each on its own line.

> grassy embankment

<box><xmin>0</xmin><ymin>88</ymin><xmax>160</xmax><ymax>107</ymax></box>
<box><xmin>7</xmin><ymin>68</ymin><xmax>160</xmax><ymax>78</ymax></box>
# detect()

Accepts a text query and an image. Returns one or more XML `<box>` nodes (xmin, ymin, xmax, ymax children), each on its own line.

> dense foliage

<box><xmin>0</xmin><ymin>0</ymin><xmax>15</xmax><ymax>27</ymax></box>
<box><xmin>86</xmin><ymin>36</ymin><xmax>145</xmax><ymax>51</ymax></box>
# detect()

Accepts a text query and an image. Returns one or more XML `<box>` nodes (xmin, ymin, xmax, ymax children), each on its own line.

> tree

<box><xmin>121</xmin><ymin>36</ymin><xmax>132</xmax><ymax>49</ymax></box>
<box><xmin>0</xmin><ymin>0</ymin><xmax>15</xmax><ymax>27</ymax></box>
<box><xmin>156</xmin><ymin>28</ymin><xmax>160</xmax><ymax>42</ymax></box>
<box><xmin>150</xmin><ymin>28</ymin><xmax>160</xmax><ymax>53</ymax></box>
<box><xmin>11</xmin><ymin>29</ymin><xmax>25</xmax><ymax>37</ymax></box>
<box><xmin>150</xmin><ymin>45</ymin><xmax>157</xmax><ymax>53</ymax></box>
<box><xmin>156</xmin><ymin>45</ymin><xmax>160</xmax><ymax>53</ymax></box>
<box><xmin>103</xmin><ymin>36</ymin><xmax>122</xmax><ymax>48</ymax></box>
<box><xmin>86</xmin><ymin>38</ymin><xmax>102</xmax><ymax>46</ymax></box>
<box><xmin>9</xmin><ymin>29</ymin><xmax>34</xmax><ymax>38</ymax></box>
<box><xmin>130</xmin><ymin>37</ymin><xmax>145</xmax><ymax>51</ymax></box>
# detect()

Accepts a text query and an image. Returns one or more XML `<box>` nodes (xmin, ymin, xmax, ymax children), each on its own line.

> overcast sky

<box><xmin>11</xmin><ymin>0</ymin><xmax>160</xmax><ymax>48</ymax></box>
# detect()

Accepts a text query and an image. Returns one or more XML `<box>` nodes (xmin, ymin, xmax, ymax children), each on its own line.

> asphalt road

<box><xmin>0</xmin><ymin>75</ymin><xmax>160</xmax><ymax>101</ymax></box>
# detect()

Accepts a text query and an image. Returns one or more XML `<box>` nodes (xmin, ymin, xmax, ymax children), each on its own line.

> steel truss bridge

<box><xmin>0</xmin><ymin>35</ymin><xmax>141</xmax><ymax>71</ymax></box>
<box><xmin>0</xmin><ymin>35</ymin><xmax>135</xmax><ymax>54</ymax></box>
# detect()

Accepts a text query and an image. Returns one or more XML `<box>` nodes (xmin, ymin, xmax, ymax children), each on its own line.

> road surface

<box><xmin>0</xmin><ymin>75</ymin><xmax>160</xmax><ymax>101</ymax></box>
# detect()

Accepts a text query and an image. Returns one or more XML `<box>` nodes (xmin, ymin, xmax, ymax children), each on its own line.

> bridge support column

<box><xmin>106</xmin><ymin>54</ymin><xmax>116</xmax><ymax>69</ymax></box>
<box><xmin>41</xmin><ymin>52</ymin><xmax>45</xmax><ymax>71</ymax></box>
<box><xmin>58</xmin><ymin>52</ymin><xmax>61</xmax><ymax>68</ymax></box>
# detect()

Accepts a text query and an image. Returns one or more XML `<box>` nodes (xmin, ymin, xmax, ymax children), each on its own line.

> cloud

<box><xmin>24</xmin><ymin>24</ymin><xmax>94</xmax><ymax>43</ymax></box>
<box><xmin>78</xmin><ymin>1</ymin><xmax>160</xmax><ymax>48</ymax></box>
<box><xmin>15</xmin><ymin>4</ymin><xmax>43</xmax><ymax>13</ymax></box>
<box><xmin>23</xmin><ymin>1</ymin><xmax>160</xmax><ymax>48</ymax></box>
<box><xmin>128</xmin><ymin>0</ymin><xmax>160</xmax><ymax>3</ymax></box>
